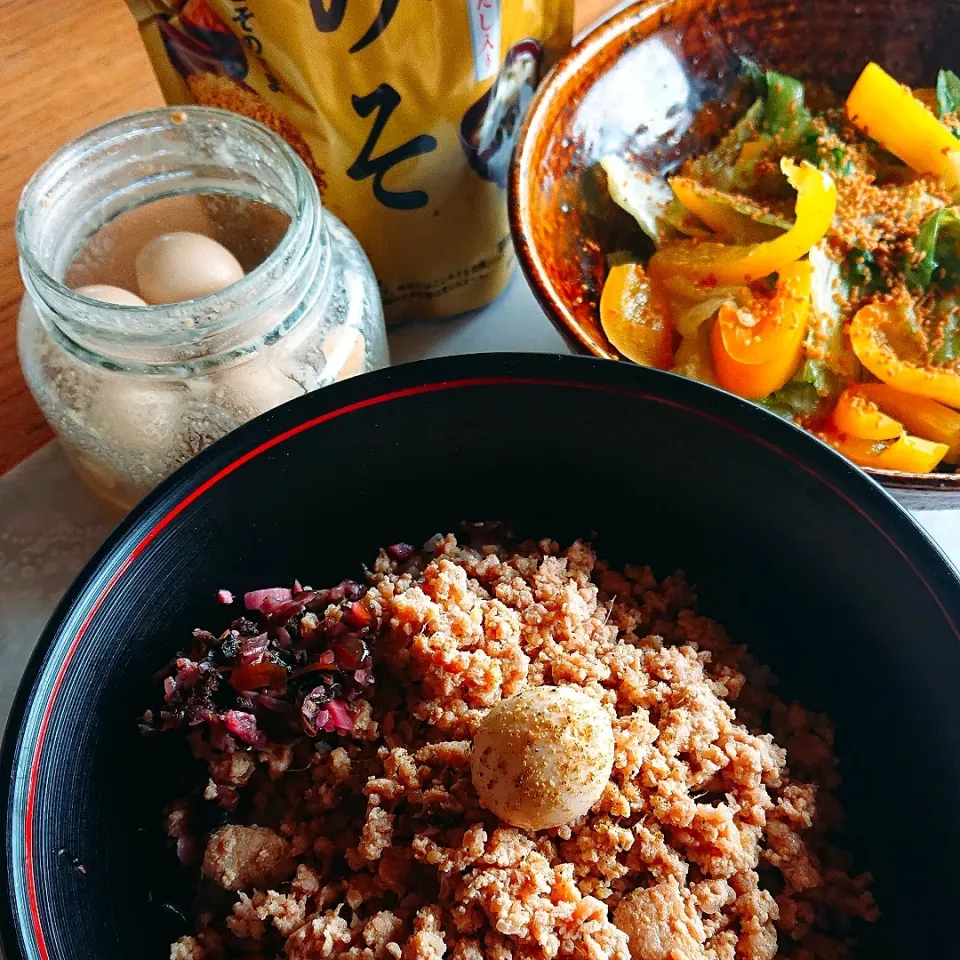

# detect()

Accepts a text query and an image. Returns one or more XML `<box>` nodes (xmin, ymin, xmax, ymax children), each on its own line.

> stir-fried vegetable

<box><xmin>668</xmin><ymin>178</ymin><xmax>789</xmax><ymax>243</ymax></box>
<box><xmin>857</xmin><ymin>382</ymin><xmax>960</xmax><ymax>460</ymax></box>
<box><xmin>905</xmin><ymin>208</ymin><xmax>960</xmax><ymax>292</ymax></box>
<box><xmin>599</xmin><ymin>59</ymin><xmax>960</xmax><ymax>475</ymax></box>
<box><xmin>803</xmin><ymin>242</ymin><xmax>861</xmax><ymax>393</ymax></box>
<box><xmin>845</xmin><ymin>62</ymin><xmax>960</xmax><ymax>185</ymax></box>
<box><xmin>650</xmin><ymin>159</ymin><xmax>835</xmax><ymax>289</ymax></box>
<box><xmin>831</xmin><ymin>386</ymin><xmax>903</xmax><ymax>440</ymax></box>
<box><xmin>850</xmin><ymin>302</ymin><xmax>960</xmax><ymax>407</ymax></box>
<box><xmin>762</xmin><ymin>70</ymin><xmax>813</xmax><ymax>147</ymax></box>
<box><xmin>599</xmin><ymin>262</ymin><xmax>673</xmax><ymax>368</ymax></box>
<box><xmin>937</xmin><ymin>69</ymin><xmax>960</xmax><ymax>130</ymax></box>
<box><xmin>823</xmin><ymin>431</ymin><xmax>949</xmax><ymax>473</ymax></box>
<box><xmin>710</xmin><ymin>261</ymin><xmax>812</xmax><ymax>399</ymax></box>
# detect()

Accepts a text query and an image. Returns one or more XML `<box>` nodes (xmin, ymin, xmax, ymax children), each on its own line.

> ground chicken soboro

<box><xmin>159</xmin><ymin>534</ymin><xmax>877</xmax><ymax>960</ymax></box>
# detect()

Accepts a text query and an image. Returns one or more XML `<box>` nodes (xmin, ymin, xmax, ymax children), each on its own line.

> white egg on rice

<box><xmin>471</xmin><ymin>685</ymin><xmax>615</xmax><ymax>831</ymax></box>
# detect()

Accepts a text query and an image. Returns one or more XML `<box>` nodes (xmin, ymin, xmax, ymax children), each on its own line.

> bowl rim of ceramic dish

<box><xmin>4</xmin><ymin>352</ymin><xmax>960</xmax><ymax>960</ymax></box>
<box><xmin>507</xmin><ymin>0</ymin><xmax>960</xmax><ymax>503</ymax></box>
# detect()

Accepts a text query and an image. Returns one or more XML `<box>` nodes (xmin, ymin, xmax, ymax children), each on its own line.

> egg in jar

<box><xmin>74</xmin><ymin>284</ymin><xmax>147</xmax><ymax>306</ymax></box>
<box><xmin>135</xmin><ymin>231</ymin><xmax>245</xmax><ymax>304</ymax></box>
<box><xmin>470</xmin><ymin>685</ymin><xmax>615</xmax><ymax>831</ymax></box>
<box><xmin>64</xmin><ymin>193</ymin><xmax>217</xmax><ymax>294</ymax></box>
<box><xmin>323</xmin><ymin>327</ymin><xmax>367</xmax><ymax>381</ymax></box>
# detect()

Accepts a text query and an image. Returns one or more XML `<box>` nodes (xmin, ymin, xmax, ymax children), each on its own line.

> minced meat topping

<box><xmin>148</xmin><ymin>532</ymin><xmax>877</xmax><ymax>960</ymax></box>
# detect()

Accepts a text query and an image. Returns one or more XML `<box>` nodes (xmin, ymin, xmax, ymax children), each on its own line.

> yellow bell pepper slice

<box><xmin>823</xmin><ymin>431</ymin><xmax>949</xmax><ymax>473</ymax></box>
<box><xmin>668</xmin><ymin>177</ymin><xmax>784</xmax><ymax>244</ymax></box>
<box><xmin>599</xmin><ymin>262</ymin><xmax>674</xmax><ymax>369</ymax></box>
<box><xmin>849</xmin><ymin>302</ymin><xmax>960</xmax><ymax>407</ymax></box>
<box><xmin>856</xmin><ymin>382</ymin><xmax>960</xmax><ymax>461</ymax></box>
<box><xmin>831</xmin><ymin>386</ymin><xmax>904</xmax><ymax>440</ymax></box>
<box><xmin>649</xmin><ymin>159</ymin><xmax>836</xmax><ymax>288</ymax></box>
<box><xmin>845</xmin><ymin>62</ymin><xmax>960</xmax><ymax>184</ymax></box>
<box><xmin>710</xmin><ymin>261</ymin><xmax>812</xmax><ymax>399</ymax></box>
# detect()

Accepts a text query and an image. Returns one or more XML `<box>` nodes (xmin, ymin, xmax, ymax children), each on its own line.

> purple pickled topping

<box><xmin>320</xmin><ymin>579</ymin><xmax>359</xmax><ymax>601</ymax></box>
<box><xmin>209</xmin><ymin>724</ymin><xmax>238</xmax><ymax>753</ymax></box>
<box><xmin>151</xmin><ymin>561</ymin><xmax>387</xmax><ymax>762</ymax></box>
<box><xmin>248</xmin><ymin>693</ymin><xmax>295</xmax><ymax>716</ymax></box>
<box><xmin>304</xmin><ymin>684</ymin><xmax>332</xmax><ymax>707</ymax></box>
<box><xmin>300</xmin><ymin>689</ymin><xmax>353</xmax><ymax>737</ymax></box>
<box><xmin>341</xmin><ymin>580</ymin><xmax>366</xmax><ymax>601</ymax></box>
<box><xmin>222</xmin><ymin>710</ymin><xmax>268</xmax><ymax>747</ymax></box>
<box><xmin>244</xmin><ymin>587</ymin><xmax>292</xmax><ymax>611</ymax></box>
<box><xmin>187</xmin><ymin>705</ymin><xmax>215</xmax><ymax>727</ymax></box>
<box><xmin>276</xmin><ymin>599</ymin><xmax>304</xmax><ymax>620</ymax></box>
<box><xmin>300</xmin><ymin>686</ymin><xmax>331</xmax><ymax>737</ymax></box>
<box><xmin>343</xmin><ymin>602</ymin><xmax>376</xmax><ymax>631</ymax></box>
<box><xmin>332</xmin><ymin>634</ymin><xmax>368</xmax><ymax>671</ymax></box>
<box><xmin>386</xmin><ymin>543</ymin><xmax>415</xmax><ymax>562</ymax></box>
<box><xmin>219</xmin><ymin>634</ymin><xmax>242</xmax><ymax>661</ymax></box>
<box><xmin>257</xmin><ymin>598</ymin><xmax>281</xmax><ymax>617</ymax></box>
<box><xmin>239</xmin><ymin>633</ymin><xmax>269</xmax><ymax>665</ymax></box>
<box><xmin>326</xmin><ymin>698</ymin><xmax>354</xmax><ymax>732</ymax></box>
<box><xmin>175</xmin><ymin>659</ymin><xmax>202</xmax><ymax>688</ymax></box>
<box><xmin>314</xmin><ymin>710</ymin><xmax>333</xmax><ymax>735</ymax></box>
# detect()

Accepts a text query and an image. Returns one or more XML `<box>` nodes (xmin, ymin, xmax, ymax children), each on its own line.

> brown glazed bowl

<box><xmin>510</xmin><ymin>0</ymin><xmax>960</xmax><ymax>509</ymax></box>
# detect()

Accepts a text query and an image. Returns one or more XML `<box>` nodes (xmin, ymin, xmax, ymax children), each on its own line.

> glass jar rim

<box><xmin>16</xmin><ymin>106</ymin><xmax>318</xmax><ymax>346</ymax></box>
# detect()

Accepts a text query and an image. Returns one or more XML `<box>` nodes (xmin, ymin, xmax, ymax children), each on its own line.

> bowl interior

<box><xmin>510</xmin><ymin>0</ymin><xmax>960</xmax><ymax>500</ymax></box>
<box><xmin>4</xmin><ymin>356</ymin><xmax>960</xmax><ymax>960</ymax></box>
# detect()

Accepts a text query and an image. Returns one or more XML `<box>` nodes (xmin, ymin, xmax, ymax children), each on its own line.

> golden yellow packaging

<box><xmin>125</xmin><ymin>0</ymin><xmax>573</xmax><ymax>322</ymax></box>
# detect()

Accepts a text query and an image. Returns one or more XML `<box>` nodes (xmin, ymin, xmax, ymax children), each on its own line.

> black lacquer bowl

<box><xmin>3</xmin><ymin>354</ymin><xmax>959</xmax><ymax>960</ymax></box>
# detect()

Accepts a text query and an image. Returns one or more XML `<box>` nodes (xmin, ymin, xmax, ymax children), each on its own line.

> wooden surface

<box><xmin>0</xmin><ymin>0</ymin><xmax>618</xmax><ymax>476</ymax></box>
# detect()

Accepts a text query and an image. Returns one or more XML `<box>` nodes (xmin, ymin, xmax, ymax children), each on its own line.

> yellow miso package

<box><xmin>126</xmin><ymin>0</ymin><xmax>573</xmax><ymax>322</ymax></box>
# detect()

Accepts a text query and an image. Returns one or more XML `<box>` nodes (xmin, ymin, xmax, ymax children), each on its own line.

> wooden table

<box><xmin>0</xmin><ymin>0</ymin><xmax>617</xmax><ymax>476</ymax></box>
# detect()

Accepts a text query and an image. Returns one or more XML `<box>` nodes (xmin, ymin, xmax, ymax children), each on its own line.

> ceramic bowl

<box><xmin>509</xmin><ymin>0</ymin><xmax>960</xmax><ymax>508</ymax></box>
<box><xmin>2</xmin><ymin>354</ymin><xmax>960</xmax><ymax>960</ymax></box>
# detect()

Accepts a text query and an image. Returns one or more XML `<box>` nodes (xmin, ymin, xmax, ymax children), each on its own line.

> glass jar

<box><xmin>17</xmin><ymin>107</ymin><xmax>387</xmax><ymax>515</ymax></box>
